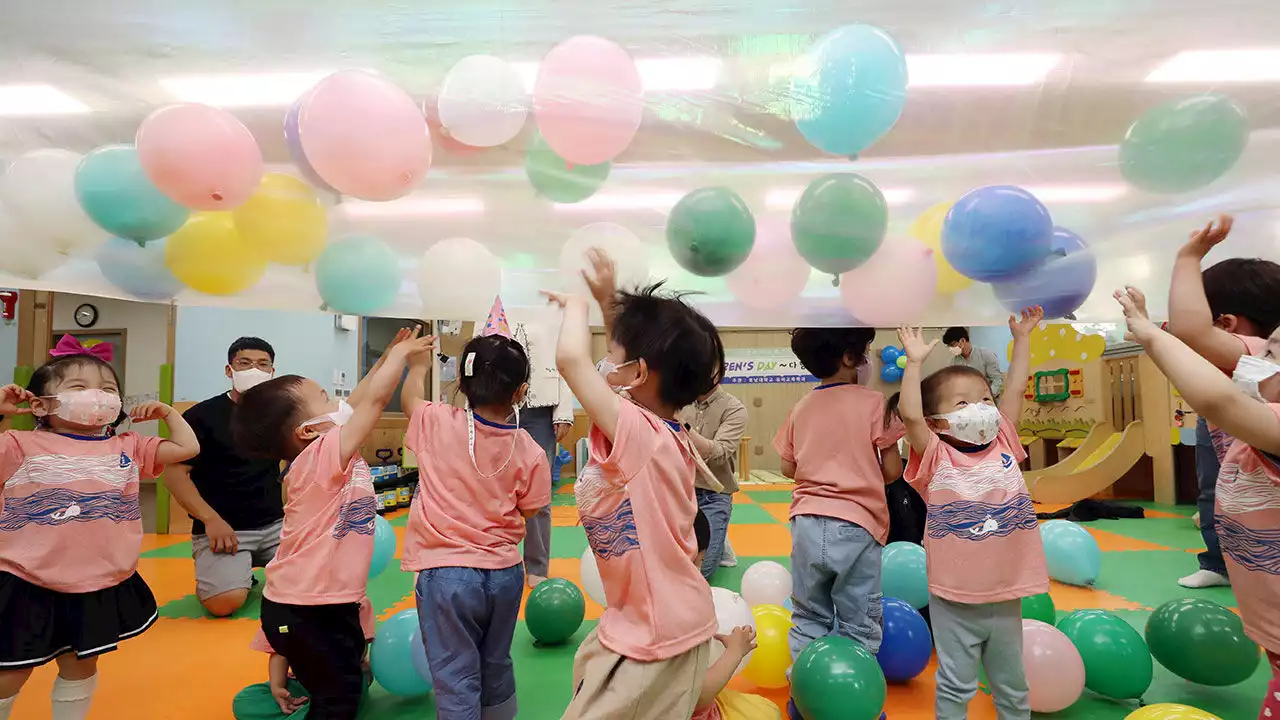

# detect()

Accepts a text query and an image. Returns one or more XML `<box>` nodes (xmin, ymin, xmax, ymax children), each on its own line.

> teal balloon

<box><xmin>525</xmin><ymin>134</ymin><xmax>610</xmax><ymax>203</ymax></box>
<box><xmin>1120</xmin><ymin>95</ymin><xmax>1248</xmax><ymax>194</ymax></box>
<box><xmin>1145</xmin><ymin>598</ymin><xmax>1260</xmax><ymax>686</ymax></box>
<box><xmin>370</xmin><ymin>610</ymin><xmax>433</xmax><ymax>697</ymax></box>
<box><xmin>315</xmin><ymin>236</ymin><xmax>400</xmax><ymax>315</ymax></box>
<box><xmin>525</xmin><ymin>578</ymin><xmax>586</xmax><ymax>645</ymax></box>
<box><xmin>75</xmin><ymin>144</ymin><xmax>189</xmax><ymax>243</ymax></box>
<box><xmin>790</xmin><ymin>173</ymin><xmax>887</xmax><ymax>275</ymax></box>
<box><xmin>881</xmin><ymin>542</ymin><xmax>928</xmax><ymax>609</ymax></box>
<box><xmin>792</xmin><ymin>636</ymin><xmax>886</xmax><ymax>720</ymax></box>
<box><xmin>1057</xmin><ymin>609</ymin><xmax>1153</xmax><ymax>700</ymax></box>
<box><xmin>368</xmin><ymin>515</ymin><xmax>396</xmax><ymax>579</ymax></box>
<box><xmin>666</xmin><ymin>187</ymin><xmax>755</xmax><ymax>277</ymax></box>
<box><xmin>96</xmin><ymin>237</ymin><xmax>183</xmax><ymax>301</ymax></box>
<box><xmin>1040</xmin><ymin>519</ymin><xmax>1101</xmax><ymax>586</ymax></box>
<box><xmin>791</xmin><ymin>25</ymin><xmax>908</xmax><ymax>156</ymax></box>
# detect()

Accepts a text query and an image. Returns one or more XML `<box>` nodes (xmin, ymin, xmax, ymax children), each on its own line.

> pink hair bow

<box><xmin>49</xmin><ymin>334</ymin><xmax>114</xmax><ymax>363</ymax></box>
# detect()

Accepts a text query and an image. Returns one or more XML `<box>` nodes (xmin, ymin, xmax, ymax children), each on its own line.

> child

<box><xmin>895</xmin><ymin>307</ymin><xmax>1046</xmax><ymax>720</ymax></box>
<box><xmin>545</xmin><ymin>248</ymin><xmax>723</xmax><ymax>719</ymax></box>
<box><xmin>773</xmin><ymin>328</ymin><xmax>903</xmax><ymax>718</ymax></box>
<box><xmin>0</xmin><ymin>337</ymin><xmax>200</xmax><ymax>720</ymax></box>
<box><xmin>399</xmin><ymin>298</ymin><xmax>550</xmax><ymax>720</ymax></box>
<box><xmin>1115</xmin><ymin>286</ymin><xmax>1280</xmax><ymax>719</ymax></box>
<box><xmin>233</xmin><ymin>327</ymin><xmax>433</xmax><ymax>720</ymax></box>
<box><xmin>1165</xmin><ymin>214</ymin><xmax>1280</xmax><ymax>588</ymax></box>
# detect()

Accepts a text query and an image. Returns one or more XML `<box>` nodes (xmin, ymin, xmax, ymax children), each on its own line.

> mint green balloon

<box><xmin>1119</xmin><ymin>95</ymin><xmax>1248</xmax><ymax>194</ymax></box>
<box><xmin>75</xmin><ymin>144</ymin><xmax>189</xmax><ymax>244</ymax></box>
<box><xmin>526</xmin><ymin>134</ymin><xmax>610</xmax><ymax>203</ymax></box>
<box><xmin>315</xmin><ymin>236</ymin><xmax>400</xmax><ymax>315</ymax></box>
<box><xmin>791</xmin><ymin>173</ymin><xmax>887</xmax><ymax>275</ymax></box>
<box><xmin>666</xmin><ymin>187</ymin><xmax>755</xmax><ymax>277</ymax></box>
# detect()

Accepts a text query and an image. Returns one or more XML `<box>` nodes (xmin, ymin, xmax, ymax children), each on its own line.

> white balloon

<box><xmin>0</xmin><ymin>149</ymin><xmax>104</xmax><ymax>254</ymax></box>
<box><xmin>740</xmin><ymin>560</ymin><xmax>792</xmax><ymax>608</ymax></box>
<box><xmin>559</xmin><ymin>222</ymin><xmax>650</xmax><ymax>294</ymax></box>
<box><xmin>418</xmin><ymin>237</ymin><xmax>501</xmax><ymax>321</ymax></box>
<box><xmin>709</xmin><ymin>587</ymin><xmax>756</xmax><ymax>676</ymax></box>
<box><xmin>438</xmin><ymin>55</ymin><xmax>529</xmax><ymax>148</ymax></box>
<box><xmin>0</xmin><ymin>205</ymin><xmax>66</xmax><ymax>279</ymax></box>
<box><xmin>579</xmin><ymin>547</ymin><xmax>607</xmax><ymax>607</ymax></box>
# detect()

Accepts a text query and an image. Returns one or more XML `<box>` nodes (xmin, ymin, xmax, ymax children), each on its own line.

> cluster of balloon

<box><xmin>137</xmin><ymin>103</ymin><xmax>263</xmax><ymax>210</ymax></box>
<box><xmin>881</xmin><ymin>541</ymin><xmax>928</xmax><ymax>609</ymax></box>
<box><xmin>418</xmin><ymin>237</ymin><xmax>502</xmax><ymax>321</ymax></box>
<box><xmin>725</xmin><ymin>219</ymin><xmax>812</xmax><ymax>310</ymax></box>
<box><xmin>1120</xmin><ymin>94</ymin><xmax>1249</xmax><ymax>194</ymax></box>
<box><xmin>370</xmin><ymin>610</ymin><xmax>434</xmax><ymax>697</ymax></box>
<box><xmin>1022</xmin><ymin>619</ymin><xmax>1086</xmax><ymax>713</ymax></box>
<box><xmin>1040</xmin><ymin>520</ymin><xmax>1102</xmax><ymax>586</ymax></box>
<box><xmin>666</xmin><ymin>187</ymin><xmax>756</xmax><ymax>277</ymax></box>
<box><xmin>790</xmin><ymin>25</ymin><xmax>908</xmax><ymax>157</ymax></box>
<box><xmin>526</xmin><ymin>134</ymin><xmax>612</xmax><ymax>204</ymax></box>
<box><xmin>436</xmin><ymin>55</ymin><xmax>528</xmax><ymax>149</ymax></box>
<box><xmin>840</xmin><ymin>236</ymin><xmax>938</xmax><ymax>326</ymax></box>
<box><xmin>879</xmin><ymin>346</ymin><xmax>906</xmax><ymax>384</ymax></box>
<box><xmin>792</xmin><ymin>636</ymin><xmax>887</xmax><ymax>720</ymax></box>
<box><xmin>790</xmin><ymin>173</ymin><xmax>887</xmax><ymax>278</ymax></box>
<box><xmin>367</xmin><ymin>515</ymin><xmax>396</xmax><ymax>579</ymax></box>
<box><xmin>525</xmin><ymin>579</ymin><xmax>586</xmax><ymax>645</ymax></box>
<box><xmin>876</xmin><ymin>597</ymin><xmax>931</xmax><ymax>683</ymax></box>
<box><xmin>1145</xmin><ymin>598</ymin><xmax>1259</xmax><ymax>686</ymax></box>
<box><xmin>533</xmin><ymin>36</ymin><xmax>644</xmax><ymax>166</ymax></box>
<box><xmin>1056</xmin><ymin>609</ymin><xmax>1154</xmax><ymax>701</ymax></box>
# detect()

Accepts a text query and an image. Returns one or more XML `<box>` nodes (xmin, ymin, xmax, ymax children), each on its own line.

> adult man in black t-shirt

<box><xmin>166</xmin><ymin>337</ymin><xmax>284</xmax><ymax>617</ymax></box>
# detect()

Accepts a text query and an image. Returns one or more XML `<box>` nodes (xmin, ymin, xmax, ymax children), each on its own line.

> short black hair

<box><xmin>1203</xmin><ymin>258</ymin><xmax>1280</xmax><ymax>337</ymax></box>
<box><xmin>942</xmin><ymin>327</ymin><xmax>970</xmax><ymax>345</ymax></box>
<box><xmin>232</xmin><ymin>374</ymin><xmax>308</xmax><ymax>459</ymax></box>
<box><xmin>459</xmin><ymin>335</ymin><xmax>530</xmax><ymax>408</ymax></box>
<box><xmin>227</xmin><ymin>337</ymin><xmax>275</xmax><ymax>364</ymax></box>
<box><xmin>28</xmin><ymin>354</ymin><xmax>127</xmax><ymax>428</ymax></box>
<box><xmin>694</xmin><ymin>509</ymin><xmax>710</xmax><ymax>554</ymax></box>
<box><xmin>610</xmin><ymin>282</ymin><xmax>725</xmax><ymax>409</ymax></box>
<box><xmin>790</xmin><ymin>328</ymin><xmax>876</xmax><ymax>379</ymax></box>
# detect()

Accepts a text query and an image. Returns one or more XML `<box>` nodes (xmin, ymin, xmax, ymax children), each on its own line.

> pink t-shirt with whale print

<box><xmin>905</xmin><ymin>411</ymin><xmax>1049</xmax><ymax>604</ymax></box>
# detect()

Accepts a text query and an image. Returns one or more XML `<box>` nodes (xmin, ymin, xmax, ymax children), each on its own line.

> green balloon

<box><xmin>1145</xmin><ymin>598</ymin><xmax>1259</xmax><ymax>686</ymax></box>
<box><xmin>666</xmin><ymin>187</ymin><xmax>756</xmax><ymax>277</ymax></box>
<box><xmin>790</xmin><ymin>173</ymin><xmax>888</xmax><ymax>276</ymax></box>
<box><xmin>525</xmin><ymin>134</ymin><xmax>610</xmax><ymax>203</ymax></box>
<box><xmin>1057</xmin><ymin>610</ymin><xmax>1153</xmax><ymax>699</ymax></box>
<box><xmin>1021</xmin><ymin>592</ymin><xmax>1056</xmax><ymax>625</ymax></box>
<box><xmin>792</xmin><ymin>636</ymin><xmax>886</xmax><ymax>720</ymax></box>
<box><xmin>1119</xmin><ymin>95</ymin><xmax>1248</xmax><ymax>194</ymax></box>
<box><xmin>524</xmin><ymin>578</ymin><xmax>586</xmax><ymax>646</ymax></box>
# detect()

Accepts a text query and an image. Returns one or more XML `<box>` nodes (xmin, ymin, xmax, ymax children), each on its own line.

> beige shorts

<box><xmin>561</xmin><ymin>628</ymin><xmax>710</xmax><ymax>720</ymax></box>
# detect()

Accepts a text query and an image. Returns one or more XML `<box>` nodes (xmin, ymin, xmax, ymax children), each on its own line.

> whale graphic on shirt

<box><xmin>51</xmin><ymin>503</ymin><xmax>82</xmax><ymax>521</ymax></box>
<box><xmin>969</xmin><ymin>516</ymin><xmax>1000</xmax><ymax>536</ymax></box>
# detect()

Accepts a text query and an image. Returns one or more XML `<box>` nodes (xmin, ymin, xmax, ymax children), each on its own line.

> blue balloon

<box><xmin>315</xmin><ymin>236</ymin><xmax>402</xmax><ymax>315</ymax></box>
<box><xmin>879</xmin><ymin>346</ymin><xmax>903</xmax><ymax>364</ymax></box>
<box><xmin>942</xmin><ymin>186</ymin><xmax>1054</xmax><ymax>282</ymax></box>
<box><xmin>284</xmin><ymin>98</ymin><xmax>337</xmax><ymax>193</ymax></box>
<box><xmin>96</xmin><ymin>237</ymin><xmax>183</xmax><ymax>301</ymax></box>
<box><xmin>368</xmin><ymin>515</ymin><xmax>396</xmax><ymax>580</ymax></box>
<box><xmin>880</xmin><ymin>364</ymin><xmax>904</xmax><ymax>383</ymax></box>
<box><xmin>881</xmin><ymin>542</ymin><xmax>929</xmax><ymax>609</ymax></box>
<box><xmin>75</xmin><ymin>145</ymin><xmax>189</xmax><ymax>243</ymax></box>
<box><xmin>791</xmin><ymin>25</ymin><xmax>908</xmax><ymax>156</ymax></box>
<box><xmin>371</xmin><ymin>610</ymin><xmax>433</xmax><ymax>696</ymax></box>
<box><xmin>993</xmin><ymin>227</ymin><xmax>1097</xmax><ymax>320</ymax></box>
<box><xmin>1040</xmin><ymin>520</ymin><xmax>1101</xmax><ymax>586</ymax></box>
<box><xmin>876</xmin><ymin>597</ymin><xmax>932</xmax><ymax>683</ymax></box>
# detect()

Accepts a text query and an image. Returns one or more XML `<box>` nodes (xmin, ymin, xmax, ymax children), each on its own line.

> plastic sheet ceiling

<box><xmin>1</xmin><ymin>0</ymin><xmax>1279</xmax><ymax>325</ymax></box>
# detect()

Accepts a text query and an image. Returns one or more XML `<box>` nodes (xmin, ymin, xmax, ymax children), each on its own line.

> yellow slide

<box><xmin>1027</xmin><ymin>421</ymin><xmax>1147</xmax><ymax>504</ymax></box>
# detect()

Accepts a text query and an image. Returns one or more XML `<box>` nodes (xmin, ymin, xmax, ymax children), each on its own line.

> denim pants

<box><xmin>788</xmin><ymin>514</ymin><xmax>884</xmax><ymax>659</ymax></box>
<box><xmin>415</xmin><ymin>564</ymin><xmax>525</xmax><ymax>720</ymax></box>
<box><xmin>696</xmin><ymin>488</ymin><xmax>733</xmax><ymax>578</ymax></box>
<box><xmin>1194</xmin><ymin>417</ymin><xmax>1228</xmax><ymax>575</ymax></box>
<box><xmin>521</xmin><ymin>406</ymin><xmax>556</xmax><ymax>577</ymax></box>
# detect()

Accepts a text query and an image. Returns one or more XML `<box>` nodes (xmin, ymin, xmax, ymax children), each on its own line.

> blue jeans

<box><xmin>415</xmin><ymin>565</ymin><xmax>525</xmax><ymax>720</ymax></box>
<box><xmin>789</xmin><ymin>514</ymin><xmax>884</xmax><ymax>659</ymax></box>
<box><xmin>1194</xmin><ymin>417</ymin><xmax>1228</xmax><ymax>575</ymax></box>
<box><xmin>696</xmin><ymin>489</ymin><xmax>733</xmax><ymax>578</ymax></box>
<box><xmin>521</xmin><ymin>406</ymin><xmax>556</xmax><ymax>577</ymax></box>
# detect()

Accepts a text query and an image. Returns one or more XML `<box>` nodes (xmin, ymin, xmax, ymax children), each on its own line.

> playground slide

<box><xmin>1028</xmin><ymin>420</ymin><xmax>1147</xmax><ymax>504</ymax></box>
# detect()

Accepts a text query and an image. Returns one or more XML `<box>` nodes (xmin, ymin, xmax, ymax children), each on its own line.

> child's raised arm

<box><xmin>1167</xmin><ymin>215</ymin><xmax>1252</xmax><ymax>370</ymax></box>
<box><xmin>400</xmin><ymin>340</ymin><xmax>431</xmax><ymax>417</ymax></box>
<box><xmin>1118</xmin><ymin>287</ymin><xmax>1280</xmax><ymax>455</ymax></box>
<box><xmin>545</xmin><ymin>291</ymin><xmax>623</xmax><ymax>441</ymax></box>
<box><xmin>896</xmin><ymin>326</ymin><xmax>937</xmax><ymax>454</ymax></box>
<box><xmin>998</xmin><ymin>305</ymin><xmax>1044</xmax><ymax>421</ymax></box>
<box><xmin>341</xmin><ymin>330</ymin><xmax>436</xmax><ymax>464</ymax></box>
<box><xmin>697</xmin><ymin>626</ymin><xmax>757</xmax><ymax>712</ymax></box>
<box><xmin>129</xmin><ymin>402</ymin><xmax>199</xmax><ymax>465</ymax></box>
<box><xmin>351</xmin><ymin>327</ymin><xmax>413</xmax><ymax>408</ymax></box>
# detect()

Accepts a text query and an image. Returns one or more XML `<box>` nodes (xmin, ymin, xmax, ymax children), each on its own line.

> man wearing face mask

<box><xmin>166</xmin><ymin>337</ymin><xmax>285</xmax><ymax>617</ymax></box>
<box><xmin>942</xmin><ymin>327</ymin><xmax>1005</xmax><ymax>400</ymax></box>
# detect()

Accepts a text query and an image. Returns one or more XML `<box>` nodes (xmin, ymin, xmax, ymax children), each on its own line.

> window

<box><xmin>360</xmin><ymin>317</ymin><xmax>430</xmax><ymax>414</ymax></box>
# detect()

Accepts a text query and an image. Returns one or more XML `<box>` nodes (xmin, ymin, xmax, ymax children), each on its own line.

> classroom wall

<box><xmin>969</xmin><ymin>326</ymin><xmax>1013</xmax><ymax>371</ymax></box>
<box><xmin>52</xmin><ymin>294</ymin><xmax>169</xmax><ymax>404</ymax></box>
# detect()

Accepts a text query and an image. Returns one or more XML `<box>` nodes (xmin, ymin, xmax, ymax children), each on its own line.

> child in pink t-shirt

<box><xmin>896</xmin><ymin>307</ymin><xmax>1046</xmax><ymax>720</ymax></box>
<box><xmin>232</xmin><ymin>327</ymin><xmax>434</xmax><ymax>720</ymax></box>
<box><xmin>0</xmin><ymin>339</ymin><xmax>199</xmax><ymax>720</ymax></box>
<box><xmin>1117</xmin><ymin>287</ymin><xmax>1280</xmax><ymax>720</ymax></box>
<box><xmin>545</xmin><ymin>249</ymin><xmax>721</xmax><ymax>720</ymax></box>
<box><xmin>399</xmin><ymin>305</ymin><xmax>551</xmax><ymax>720</ymax></box>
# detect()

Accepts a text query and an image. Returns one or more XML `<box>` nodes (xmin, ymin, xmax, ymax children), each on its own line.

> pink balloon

<box><xmin>299</xmin><ymin>71</ymin><xmax>432</xmax><ymax>201</ymax></box>
<box><xmin>136</xmin><ymin>104</ymin><xmax>263</xmax><ymax>210</ymax></box>
<box><xmin>533</xmin><ymin>36</ymin><xmax>643</xmax><ymax>166</ymax></box>
<box><xmin>1022</xmin><ymin>619</ymin><xmax>1085</xmax><ymax>713</ymax></box>
<box><xmin>726</xmin><ymin>220</ymin><xmax>810</xmax><ymax>309</ymax></box>
<box><xmin>839</xmin><ymin>236</ymin><xmax>938</xmax><ymax>326</ymax></box>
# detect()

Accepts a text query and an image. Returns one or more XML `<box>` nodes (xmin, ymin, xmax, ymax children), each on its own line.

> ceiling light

<box><xmin>341</xmin><ymin>196</ymin><xmax>485</xmax><ymax>218</ymax></box>
<box><xmin>1025</xmin><ymin>183</ymin><xmax>1128</xmax><ymax>203</ymax></box>
<box><xmin>1145</xmin><ymin>49</ymin><xmax>1280</xmax><ymax>83</ymax></box>
<box><xmin>907</xmin><ymin>53</ymin><xmax>1063</xmax><ymax>87</ymax></box>
<box><xmin>0</xmin><ymin>84</ymin><xmax>91</xmax><ymax>116</ymax></box>
<box><xmin>158</xmin><ymin>71</ymin><xmax>332</xmax><ymax>107</ymax></box>
<box><xmin>765</xmin><ymin>186</ymin><xmax>915</xmax><ymax>210</ymax></box>
<box><xmin>552</xmin><ymin>191</ymin><xmax>686</xmax><ymax>212</ymax></box>
<box><xmin>513</xmin><ymin>56</ymin><xmax>722</xmax><ymax>94</ymax></box>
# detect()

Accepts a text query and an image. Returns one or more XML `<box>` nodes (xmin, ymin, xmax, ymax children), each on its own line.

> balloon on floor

<box><xmin>1145</xmin><ymin>598</ymin><xmax>1259</xmax><ymax>686</ymax></box>
<box><xmin>791</xmin><ymin>636</ymin><xmax>886</xmax><ymax>720</ymax></box>
<box><xmin>1124</xmin><ymin>704</ymin><xmax>1223</xmax><ymax>720</ymax></box>
<box><xmin>371</xmin><ymin>610</ymin><xmax>434</xmax><ymax>697</ymax></box>
<box><xmin>710</xmin><ymin>587</ymin><xmax>757</xmax><ymax>676</ymax></box>
<box><xmin>743</xmin><ymin>604</ymin><xmax>792</xmax><ymax>689</ymax></box>
<box><xmin>740</xmin><ymin>560</ymin><xmax>791</xmax><ymax>608</ymax></box>
<box><xmin>1040</xmin><ymin>519</ymin><xmax>1101</xmax><ymax>586</ymax></box>
<box><xmin>1022</xmin><ymin>619</ymin><xmax>1085</xmax><ymax>713</ymax></box>
<box><xmin>1056</xmin><ymin>609</ymin><xmax>1153</xmax><ymax>700</ymax></box>
<box><xmin>881</xmin><ymin>542</ymin><xmax>929</xmax><ymax>609</ymax></box>
<box><xmin>525</xmin><ymin>578</ymin><xmax>586</xmax><ymax>645</ymax></box>
<box><xmin>875</xmin><ymin>597</ymin><xmax>931</xmax><ymax>683</ymax></box>
<box><xmin>578</xmin><ymin>547</ymin><xmax>606</xmax><ymax>607</ymax></box>
<box><xmin>1020</xmin><ymin>592</ymin><xmax>1055</xmax><ymax>625</ymax></box>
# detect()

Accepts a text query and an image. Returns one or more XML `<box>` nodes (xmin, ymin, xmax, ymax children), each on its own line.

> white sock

<box><xmin>0</xmin><ymin>694</ymin><xmax>15</xmax><ymax>720</ymax></box>
<box><xmin>51</xmin><ymin>674</ymin><xmax>97</xmax><ymax>720</ymax></box>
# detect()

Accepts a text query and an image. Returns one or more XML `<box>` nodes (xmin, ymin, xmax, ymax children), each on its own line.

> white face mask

<box><xmin>1233</xmin><ymin>355</ymin><xmax>1280</xmax><ymax>401</ymax></box>
<box><xmin>231</xmin><ymin>368</ymin><xmax>272</xmax><ymax>393</ymax></box>
<box><xmin>931</xmin><ymin>403</ymin><xmax>1001</xmax><ymax>446</ymax></box>
<box><xmin>947</xmin><ymin>345</ymin><xmax>963</xmax><ymax>357</ymax></box>
<box><xmin>299</xmin><ymin>400</ymin><xmax>354</xmax><ymax>431</ymax></box>
<box><xmin>596</xmin><ymin>358</ymin><xmax>638</xmax><ymax>394</ymax></box>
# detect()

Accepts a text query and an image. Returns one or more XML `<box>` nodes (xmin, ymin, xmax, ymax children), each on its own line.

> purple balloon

<box><xmin>284</xmin><ymin>98</ymin><xmax>338</xmax><ymax>193</ymax></box>
<box><xmin>993</xmin><ymin>227</ymin><xmax>1097</xmax><ymax>320</ymax></box>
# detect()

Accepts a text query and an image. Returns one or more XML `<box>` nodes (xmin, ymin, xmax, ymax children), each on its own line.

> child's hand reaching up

<box><xmin>897</xmin><ymin>326</ymin><xmax>938</xmax><ymax>365</ymax></box>
<box><xmin>1115</xmin><ymin>286</ymin><xmax>1160</xmax><ymax>344</ymax></box>
<box><xmin>582</xmin><ymin>247</ymin><xmax>618</xmax><ymax>307</ymax></box>
<box><xmin>1008</xmin><ymin>305</ymin><xmax>1044</xmax><ymax>338</ymax></box>
<box><xmin>0</xmin><ymin>384</ymin><xmax>34</xmax><ymax>415</ymax></box>
<box><xmin>1179</xmin><ymin>214</ymin><xmax>1233</xmax><ymax>260</ymax></box>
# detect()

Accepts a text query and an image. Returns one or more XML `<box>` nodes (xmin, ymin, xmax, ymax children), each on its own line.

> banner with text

<box><xmin>723</xmin><ymin>348</ymin><xmax>817</xmax><ymax>385</ymax></box>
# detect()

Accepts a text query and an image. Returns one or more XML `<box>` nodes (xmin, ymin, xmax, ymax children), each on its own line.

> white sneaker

<box><xmin>1192</xmin><ymin>511</ymin><xmax>1201</xmax><ymax>528</ymax></box>
<box><xmin>1178</xmin><ymin>569</ymin><xmax>1230</xmax><ymax>588</ymax></box>
<box><xmin>719</xmin><ymin>542</ymin><xmax>738</xmax><ymax>568</ymax></box>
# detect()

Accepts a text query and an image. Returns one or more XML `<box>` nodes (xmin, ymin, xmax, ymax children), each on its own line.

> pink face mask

<box><xmin>43</xmin><ymin>389</ymin><xmax>122</xmax><ymax>426</ymax></box>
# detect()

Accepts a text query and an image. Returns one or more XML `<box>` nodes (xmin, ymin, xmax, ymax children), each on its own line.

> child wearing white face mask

<box><xmin>892</xmin><ymin>307</ymin><xmax>1046</xmax><ymax>720</ymax></box>
<box><xmin>0</xmin><ymin>336</ymin><xmax>199</xmax><ymax>720</ymax></box>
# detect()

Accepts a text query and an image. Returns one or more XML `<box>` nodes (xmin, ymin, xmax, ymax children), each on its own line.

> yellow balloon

<box><xmin>909</xmin><ymin>201</ymin><xmax>972</xmax><ymax>294</ymax></box>
<box><xmin>232</xmin><ymin>172</ymin><xmax>328</xmax><ymax>266</ymax></box>
<box><xmin>1125</xmin><ymin>704</ymin><xmax>1223</xmax><ymax>720</ymax></box>
<box><xmin>742</xmin><ymin>604</ymin><xmax>793</xmax><ymax>689</ymax></box>
<box><xmin>165</xmin><ymin>212</ymin><xmax>266</xmax><ymax>295</ymax></box>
